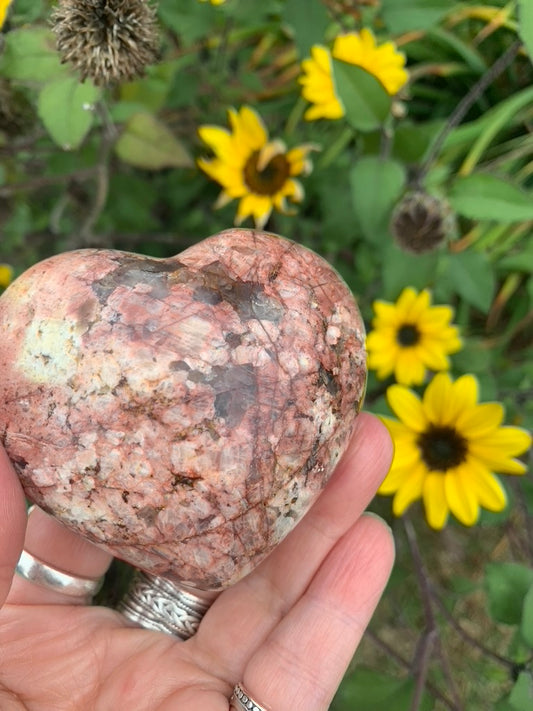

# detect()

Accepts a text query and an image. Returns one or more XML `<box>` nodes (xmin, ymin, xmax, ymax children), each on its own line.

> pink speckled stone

<box><xmin>0</xmin><ymin>229</ymin><xmax>366</xmax><ymax>590</ymax></box>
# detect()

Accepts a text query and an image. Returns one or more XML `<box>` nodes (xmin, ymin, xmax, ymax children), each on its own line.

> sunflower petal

<box><xmin>394</xmin><ymin>350</ymin><xmax>426</xmax><ymax>386</ymax></box>
<box><xmin>423</xmin><ymin>473</ymin><xmax>449</xmax><ymax>529</ymax></box>
<box><xmin>455</xmin><ymin>402</ymin><xmax>504</xmax><ymax>438</ymax></box>
<box><xmin>445</xmin><ymin>470</ymin><xmax>480</xmax><ymax>526</ymax></box>
<box><xmin>391</xmin><ymin>463</ymin><xmax>426</xmax><ymax>515</ymax></box>
<box><xmin>461</xmin><ymin>458</ymin><xmax>507</xmax><ymax>512</ymax></box>
<box><xmin>387</xmin><ymin>384</ymin><xmax>426</xmax><ymax>431</ymax></box>
<box><xmin>422</xmin><ymin>372</ymin><xmax>455</xmax><ymax>425</ymax></box>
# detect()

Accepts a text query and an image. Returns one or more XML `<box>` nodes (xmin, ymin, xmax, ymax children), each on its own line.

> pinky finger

<box><xmin>242</xmin><ymin>513</ymin><xmax>395</xmax><ymax>711</ymax></box>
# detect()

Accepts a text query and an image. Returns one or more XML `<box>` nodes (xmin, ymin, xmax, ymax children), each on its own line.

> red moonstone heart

<box><xmin>0</xmin><ymin>229</ymin><xmax>366</xmax><ymax>590</ymax></box>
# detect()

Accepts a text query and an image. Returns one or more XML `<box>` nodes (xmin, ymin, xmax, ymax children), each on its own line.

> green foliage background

<box><xmin>1</xmin><ymin>1</ymin><xmax>533</xmax><ymax>709</ymax></box>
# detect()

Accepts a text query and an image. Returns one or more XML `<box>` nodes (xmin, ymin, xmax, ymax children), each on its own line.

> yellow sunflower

<box><xmin>366</xmin><ymin>287</ymin><xmax>462</xmax><ymax>386</ymax></box>
<box><xmin>198</xmin><ymin>0</ymin><xmax>226</xmax><ymax>5</ymax></box>
<box><xmin>0</xmin><ymin>264</ymin><xmax>13</xmax><ymax>289</ymax></box>
<box><xmin>0</xmin><ymin>0</ymin><xmax>13</xmax><ymax>29</ymax></box>
<box><xmin>299</xmin><ymin>28</ymin><xmax>409</xmax><ymax>121</ymax></box>
<box><xmin>379</xmin><ymin>373</ymin><xmax>532</xmax><ymax>529</ymax></box>
<box><xmin>198</xmin><ymin>106</ymin><xmax>316</xmax><ymax>229</ymax></box>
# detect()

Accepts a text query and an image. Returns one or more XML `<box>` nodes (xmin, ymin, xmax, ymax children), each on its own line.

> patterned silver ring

<box><xmin>230</xmin><ymin>683</ymin><xmax>271</xmax><ymax>711</ymax></box>
<box><xmin>118</xmin><ymin>571</ymin><xmax>214</xmax><ymax>639</ymax></box>
<box><xmin>15</xmin><ymin>549</ymin><xmax>104</xmax><ymax>598</ymax></box>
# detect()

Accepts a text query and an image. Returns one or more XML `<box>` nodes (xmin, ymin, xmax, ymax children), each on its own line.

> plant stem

<box><xmin>431</xmin><ymin>588</ymin><xmax>517</xmax><ymax>670</ymax></box>
<box><xmin>417</xmin><ymin>39</ymin><xmax>522</xmax><ymax>183</ymax></box>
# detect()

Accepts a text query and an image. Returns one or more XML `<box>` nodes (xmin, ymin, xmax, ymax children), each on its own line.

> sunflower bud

<box><xmin>390</xmin><ymin>191</ymin><xmax>454</xmax><ymax>254</ymax></box>
<box><xmin>51</xmin><ymin>0</ymin><xmax>160</xmax><ymax>86</ymax></box>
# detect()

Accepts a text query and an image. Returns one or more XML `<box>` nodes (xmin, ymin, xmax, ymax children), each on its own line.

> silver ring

<box><xmin>15</xmin><ymin>549</ymin><xmax>104</xmax><ymax>598</ymax></box>
<box><xmin>118</xmin><ymin>571</ymin><xmax>213</xmax><ymax>639</ymax></box>
<box><xmin>230</xmin><ymin>683</ymin><xmax>271</xmax><ymax>711</ymax></box>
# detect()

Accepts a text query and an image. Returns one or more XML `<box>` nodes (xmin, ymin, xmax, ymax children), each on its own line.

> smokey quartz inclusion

<box><xmin>0</xmin><ymin>229</ymin><xmax>367</xmax><ymax>590</ymax></box>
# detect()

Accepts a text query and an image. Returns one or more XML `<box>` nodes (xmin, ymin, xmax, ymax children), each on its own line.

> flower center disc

<box><xmin>244</xmin><ymin>151</ymin><xmax>290</xmax><ymax>195</ymax></box>
<box><xmin>418</xmin><ymin>425</ymin><xmax>468</xmax><ymax>471</ymax></box>
<box><xmin>396</xmin><ymin>324</ymin><xmax>420</xmax><ymax>346</ymax></box>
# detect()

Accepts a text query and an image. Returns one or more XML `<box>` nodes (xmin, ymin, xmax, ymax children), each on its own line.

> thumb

<box><xmin>0</xmin><ymin>446</ymin><xmax>26</xmax><ymax>607</ymax></box>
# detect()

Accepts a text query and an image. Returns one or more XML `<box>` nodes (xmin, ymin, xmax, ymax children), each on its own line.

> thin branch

<box><xmin>403</xmin><ymin>517</ymin><xmax>440</xmax><ymax>711</ymax></box>
<box><xmin>417</xmin><ymin>39</ymin><xmax>522</xmax><ymax>181</ymax></box>
<box><xmin>0</xmin><ymin>168</ymin><xmax>99</xmax><ymax>197</ymax></box>
<box><xmin>366</xmin><ymin>630</ymin><xmax>459</xmax><ymax>711</ymax></box>
<box><xmin>76</xmin><ymin>101</ymin><xmax>117</xmax><ymax>246</ymax></box>
<box><xmin>431</xmin><ymin>588</ymin><xmax>518</xmax><ymax>670</ymax></box>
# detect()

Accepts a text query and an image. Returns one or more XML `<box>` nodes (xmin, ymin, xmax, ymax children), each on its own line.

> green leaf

<box><xmin>485</xmin><ymin>562</ymin><xmax>533</xmax><ymax>625</ymax></box>
<box><xmin>449</xmin><ymin>174</ymin><xmax>533</xmax><ymax>222</ymax></box>
<box><xmin>114</xmin><ymin>113</ymin><xmax>193</xmax><ymax>170</ymax></box>
<box><xmin>382</xmin><ymin>243</ymin><xmax>439</xmax><ymax>298</ymax></box>
<box><xmin>332</xmin><ymin>60</ymin><xmax>391</xmax><ymax>132</ymax></box>
<box><xmin>282</xmin><ymin>0</ymin><xmax>330</xmax><ymax>58</ymax></box>
<box><xmin>519</xmin><ymin>0</ymin><xmax>533</xmax><ymax>64</ymax></box>
<box><xmin>459</xmin><ymin>86</ymin><xmax>533</xmax><ymax>174</ymax></box>
<box><xmin>520</xmin><ymin>583</ymin><xmax>533</xmax><ymax>647</ymax></box>
<box><xmin>120</xmin><ymin>60</ymin><xmax>185</xmax><ymax>113</ymax></box>
<box><xmin>392</xmin><ymin>120</ymin><xmax>445</xmax><ymax>164</ymax></box>
<box><xmin>157</xmin><ymin>1</ymin><xmax>212</xmax><ymax>45</ymax></box>
<box><xmin>0</xmin><ymin>28</ymin><xmax>67</xmax><ymax>82</ymax></box>
<box><xmin>37</xmin><ymin>77</ymin><xmax>101</xmax><ymax>150</ymax></box>
<box><xmin>350</xmin><ymin>157</ymin><xmax>406</xmax><ymax>243</ymax></box>
<box><xmin>508</xmin><ymin>671</ymin><xmax>533</xmax><ymax>710</ymax></box>
<box><xmin>499</xmin><ymin>242</ymin><xmax>533</xmax><ymax>273</ymax></box>
<box><xmin>381</xmin><ymin>0</ymin><xmax>450</xmax><ymax>33</ymax></box>
<box><xmin>332</xmin><ymin>668</ymin><xmax>433</xmax><ymax>711</ymax></box>
<box><xmin>444</xmin><ymin>251</ymin><xmax>495</xmax><ymax>313</ymax></box>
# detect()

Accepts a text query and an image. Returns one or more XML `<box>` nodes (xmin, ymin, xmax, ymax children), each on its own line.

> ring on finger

<box><xmin>230</xmin><ymin>683</ymin><xmax>271</xmax><ymax>711</ymax></box>
<box><xmin>15</xmin><ymin>549</ymin><xmax>105</xmax><ymax>599</ymax></box>
<box><xmin>118</xmin><ymin>571</ymin><xmax>215</xmax><ymax>640</ymax></box>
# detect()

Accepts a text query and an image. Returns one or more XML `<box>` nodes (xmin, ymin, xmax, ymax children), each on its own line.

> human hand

<box><xmin>0</xmin><ymin>413</ymin><xmax>394</xmax><ymax>711</ymax></box>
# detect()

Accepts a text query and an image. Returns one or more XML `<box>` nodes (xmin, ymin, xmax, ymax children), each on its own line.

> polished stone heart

<box><xmin>0</xmin><ymin>229</ymin><xmax>366</xmax><ymax>590</ymax></box>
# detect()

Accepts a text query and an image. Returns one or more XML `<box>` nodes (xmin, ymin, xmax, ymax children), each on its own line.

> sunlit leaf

<box><xmin>519</xmin><ymin>0</ymin><xmax>533</xmax><ymax>64</ymax></box>
<box><xmin>37</xmin><ymin>77</ymin><xmax>101</xmax><ymax>150</ymax></box>
<box><xmin>332</xmin><ymin>60</ymin><xmax>391</xmax><ymax>132</ymax></box>
<box><xmin>449</xmin><ymin>174</ymin><xmax>533</xmax><ymax>222</ymax></box>
<box><xmin>350</xmin><ymin>156</ymin><xmax>406</xmax><ymax>243</ymax></box>
<box><xmin>444</xmin><ymin>251</ymin><xmax>495</xmax><ymax>313</ymax></box>
<box><xmin>508</xmin><ymin>671</ymin><xmax>533</xmax><ymax>710</ymax></box>
<box><xmin>0</xmin><ymin>27</ymin><xmax>67</xmax><ymax>82</ymax></box>
<box><xmin>115</xmin><ymin>113</ymin><xmax>193</xmax><ymax>170</ymax></box>
<box><xmin>282</xmin><ymin>0</ymin><xmax>329</xmax><ymax>57</ymax></box>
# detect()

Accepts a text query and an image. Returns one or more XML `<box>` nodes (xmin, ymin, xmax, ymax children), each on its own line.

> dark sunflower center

<box><xmin>243</xmin><ymin>150</ymin><xmax>291</xmax><ymax>195</ymax></box>
<box><xmin>417</xmin><ymin>425</ymin><xmax>468</xmax><ymax>472</ymax></box>
<box><xmin>396</xmin><ymin>324</ymin><xmax>420</xmax><ymax>346</ymax></box>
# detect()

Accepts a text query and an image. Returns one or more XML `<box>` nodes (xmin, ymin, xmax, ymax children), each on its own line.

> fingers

<box><xmin>243</xmin><ymin>513</ymin><xmax>395</xmax><ymax>711</ymax></box>
<box><xmin>193</xmin><ymin>412</ymin><xmax>393</xmax><ymax>675</ymax></box>
<box><xmin>7</xmin><ymin>506</ymin><xmax>113</xmax><ymax>606</ymax></box>
<box><xmin>0</xmin><ymin>447</ymin><xmax>26</xmax><ymax>607</ymax></box>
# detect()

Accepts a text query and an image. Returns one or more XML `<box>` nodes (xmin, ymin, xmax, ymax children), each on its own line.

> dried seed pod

<box><xmin>391</xmin><ymin>190</ymin><xmax>455</xmax><ymax>254</ymax></box>
<box><xmin>51</xmin><ymin>0</ymin><xmax>160</xmax><ymax>86</ymax></box>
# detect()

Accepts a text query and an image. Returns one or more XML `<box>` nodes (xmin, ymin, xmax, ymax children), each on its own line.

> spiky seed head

<box><xmin>51</xmin><ymin>0</ymin><xmax>160</xmax><ymax>86</ymax></box>
<box><xmin>390</xmin><ymin>191</ymin><xmax>455</xmax><ymax>254</ymax></box>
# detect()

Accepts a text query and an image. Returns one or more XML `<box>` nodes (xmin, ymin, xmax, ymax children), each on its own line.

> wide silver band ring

<box><xmin>230</xmin><ymin>683</ymin><xmax>271</xmax><ymax>711</ymax></box>
<box><xmin>118</xmin><ymin>571</ymin><xmax>213</xmax><ymax>640</ymax></box>
<box><xmin>15</xmin><ymin>549</ymin><xmax>104</xmax><ymax>598</ymax></box>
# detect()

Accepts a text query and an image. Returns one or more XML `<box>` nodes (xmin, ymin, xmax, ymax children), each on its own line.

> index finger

<box><xmin>0</xmin><ymin>446</ymin><xmax>27</xmax><ymax>606</ymax></box>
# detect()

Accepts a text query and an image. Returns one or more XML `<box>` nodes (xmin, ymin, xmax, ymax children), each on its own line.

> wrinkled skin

<box><xmin>0</xmin><ymin>414</ymin><xmax>394</xmax><ymax>711</ymax></box>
